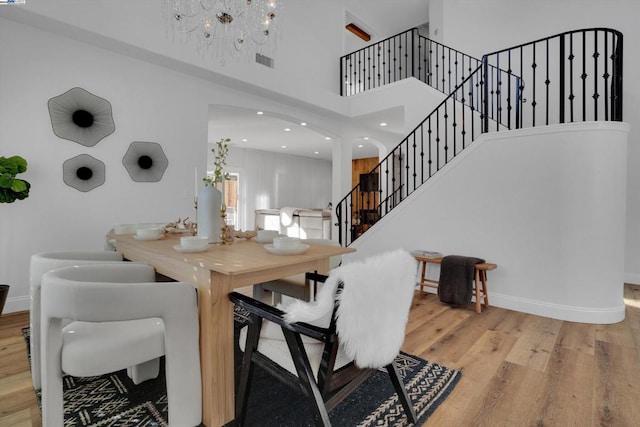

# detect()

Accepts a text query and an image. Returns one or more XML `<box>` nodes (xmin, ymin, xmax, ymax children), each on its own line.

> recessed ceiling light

<box><xmin>300</xmin><ymin>122</ymin><xmax>307</xmax><ymax>126</ymax></box>
<box><xmin>357</xmin><ymin>144</ymin><xmax>364</xmax><ymax>148</ymax></box>
<box><xmin>284</xmin><ymin>128</ymin><xmax>291</xmax><ymax>132</ymax></box>
<box><xmin>325</xmin><ymin>137</ymin><xmax>331</xmax><ymax>140</ymax></box>
<box><xmin>281</xmin><ymin>145</ymin><xmax>287</xmax><ymax>149</ymax></box>
<box><xmin>379</xmin><ymin>122</ymin><xmax>387</xmax><ymax>127</ymax></box>
<box><xmin>364</xmin><ymin>136</ymin><xmax>369</xmax><ymax>140</ymax></box>
<box><xmin>314</xmin><ymin>151</ymin><xmax>319</xmax><ymax>154</ymax></box>
<box><xmin>241</xmin><ymin>138</ymin><xmax>248</xmax><ymax>142</ymax></box>
<box><xmin>257</xmin><ymin>111</ymin><xmax>264</xmax><ymax>115</ymax></box>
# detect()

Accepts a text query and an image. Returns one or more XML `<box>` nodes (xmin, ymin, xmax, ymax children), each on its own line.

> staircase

<box><xmin>336</xmin><ymin>27</ymin><xmax>623</xmax><ymax>246</ymax></box>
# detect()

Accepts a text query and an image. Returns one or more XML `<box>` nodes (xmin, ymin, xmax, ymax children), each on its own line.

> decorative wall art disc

<box><xmin>122</xmin><ymin>141</ymin><xmax>169</xmax><ymax>182</ymax></box>
<box><xmin>48</xmin><ymin>87</ymin><xmax>115</xmax><ymax>147</ymax></box>
<box><xmin>63</xmin><ymin>154</ymin><xmax>105</xmax><ymax>192</ymax></box>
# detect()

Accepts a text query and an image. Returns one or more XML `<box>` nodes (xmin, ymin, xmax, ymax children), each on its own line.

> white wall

<box><xmin>348</xmin><ymin>122</ymin><xmax>629</xmax><ymax>324</ymax></box>
<box><xmin>0</xmin><ymin>17</ymin><xmax>333</xmax><ymax>313</ymax></box>
<box><xmin>221</xmin><ymin>147</ymin><xmax>332</xmax><ymax>231</ymax></box>
<box><xmin>437</xmin><ymin>0</ymin><xmax>640</xmax><ymax>284</ymax></box>
<box><xmin>0</xmin><ymin>0</ymin><xmax>350</xmax><ymax>114</ymax></box>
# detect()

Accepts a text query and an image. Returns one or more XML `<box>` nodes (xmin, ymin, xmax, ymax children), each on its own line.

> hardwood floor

<box><xmin>1</xmin><ymin>285</ymin><xmax>638</xmax><ymax>426</ymax></box>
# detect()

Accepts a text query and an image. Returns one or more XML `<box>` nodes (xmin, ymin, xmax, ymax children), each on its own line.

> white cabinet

<box><xmin>255</xmin><ymin>209</ymin><xmax>331</xmax><ymax>239</ymax></box>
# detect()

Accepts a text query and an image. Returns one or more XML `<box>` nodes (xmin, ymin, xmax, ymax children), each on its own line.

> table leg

<box><xmin>197</xmin><ymin>268</ymin><xmax>235</xmax><ymax>427</ymax></box>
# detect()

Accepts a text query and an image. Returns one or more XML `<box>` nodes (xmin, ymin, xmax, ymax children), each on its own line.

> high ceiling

<box><xmin>208</xmin><ymin>105</ymin><xmax>407</xmax><ymax>161</ymax></box>
<box><xmin>205</xmin><ymin>0</ymin><xmax>430</xmax><ymax>161</ymax></box>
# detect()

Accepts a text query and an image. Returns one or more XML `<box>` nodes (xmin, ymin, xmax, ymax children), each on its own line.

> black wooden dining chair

<box><xmin>230</xmin><ymin>249</ymin><xmax>418</xmax><ymax>426</ymax></box>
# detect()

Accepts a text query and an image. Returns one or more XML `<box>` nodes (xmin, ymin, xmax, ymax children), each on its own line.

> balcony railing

<box><xmin>340</xmin><ymin>28</ymin><xmax>483</xmax><ymax>99</ymax></box>
<box><xmin>337</xmin><ymin>28</ymin><xmax>623</xmax><ymax>246</ymax></box>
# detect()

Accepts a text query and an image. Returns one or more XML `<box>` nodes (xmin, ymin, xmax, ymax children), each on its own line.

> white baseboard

<box><xmin>2</xmin><ymin>295</ymin><xmax>29</xmax><ymax>315</ymax></box>
<box><xmin>624</xmin><ymin>273</ymin><xmax>640</xmax><ymax>286</ymax></box>
<box><xmin>488</xmin><ymin>292</ymin><xmax>625</xmax><ymax>324</ymax></box>
<box><xmin>414</xmin><ymin>288</ymin><xmax>625</xmax><ymax>324</ymax></box>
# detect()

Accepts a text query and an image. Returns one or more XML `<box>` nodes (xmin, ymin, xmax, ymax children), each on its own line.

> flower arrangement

<box><xmin>203</xmin><ymin>137</ymin><xmax>230</xmax><ymax>186</ymax></box>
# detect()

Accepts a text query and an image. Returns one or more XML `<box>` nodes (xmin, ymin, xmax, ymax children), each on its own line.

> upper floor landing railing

<box><xmin>340</xmin><ymin>28</ymin><xmax>483</xmax><ymax>98</ymax></box>
<box><xmin>482</xmin><ymin>27</ymin><xmax>623</xmax><ymax>132</ymax></box>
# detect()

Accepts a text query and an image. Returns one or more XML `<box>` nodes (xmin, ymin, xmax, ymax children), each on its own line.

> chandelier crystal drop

<box><xmin>164</xmin><ymin>0</ymin><xmax>282</xmax><ymax>61</ymax></box>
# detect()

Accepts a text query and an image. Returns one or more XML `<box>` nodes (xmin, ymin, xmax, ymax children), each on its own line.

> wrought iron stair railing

<box><xmin>337</xmin><ymin>28</ymin><xmax>623</xmax><ymax>246</ymax></box>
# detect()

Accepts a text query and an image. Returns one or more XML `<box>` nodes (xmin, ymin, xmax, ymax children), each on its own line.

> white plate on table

<box><xmin>133</xmin><ymin>235</ymin><xmax>162</xmax><ymax>241</ymax></box>
<box><xmin>173</xmin><ymin>244</ymin><xmax>209</xmax><ymax>253</ymax></box>
<box><xmin>264</xmin><ymin>243</ymin><xmax>310</xmax><ymax>255</ymax></box>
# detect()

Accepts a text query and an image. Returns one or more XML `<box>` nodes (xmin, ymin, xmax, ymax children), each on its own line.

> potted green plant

<box><xmin>0</xmin><ymin>155</ymin><xmax>30</xmax><ymax>315</ymax></box>
<box><xmin>0</xmin><ymin>155</ymin><xmax>30</xmax><ymax>203</ymax></box>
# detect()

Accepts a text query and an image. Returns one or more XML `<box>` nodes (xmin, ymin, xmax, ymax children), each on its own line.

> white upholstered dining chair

<box><xmin>40</xmin><ymin>263</ymin><xmax>201</xmax><ymax>427</ymax></box>
<box><xmin>29</xmin><ymin>251</ymin><xmax>125</xmax><ymax>390</ymax></box>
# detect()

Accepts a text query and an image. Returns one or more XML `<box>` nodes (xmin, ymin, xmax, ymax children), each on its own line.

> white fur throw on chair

<box><xmin>282</xmin><ymin>249</ymin><xmax>417</xmax><ymax>368</ymax></box>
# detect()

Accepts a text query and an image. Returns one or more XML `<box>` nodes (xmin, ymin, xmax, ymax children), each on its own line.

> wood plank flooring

<box><xmin>1</xmin><ymin>284</ymin><xmax>638</xmax><ymax>426</ymax></box>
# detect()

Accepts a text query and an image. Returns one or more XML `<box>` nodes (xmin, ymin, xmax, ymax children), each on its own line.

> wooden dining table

<box><xmin>110</xmin><ymin>232</ymin><xmax>355</xmax><ymax>426</ymax></box>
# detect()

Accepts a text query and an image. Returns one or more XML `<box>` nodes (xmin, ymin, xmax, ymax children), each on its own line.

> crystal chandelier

<box><xmin>164</xmin><ymin>0</ymin><xmax>282</xmax><ymax>61</ymax></box>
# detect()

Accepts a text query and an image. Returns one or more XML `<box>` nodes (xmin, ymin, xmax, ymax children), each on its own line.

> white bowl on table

<box><xmin>135</xmin><ymin>228</ymin><xmax>162</xmax><ymax>240</ymax></box>
<box><xmin>179</xmin><ymin>236</ymin><xmax>209</xmax><ymax>251</ymax></box>
<box><xmin>255</xmin><ymin>229</ymin><xmax>280</xmax><ymax>243</ymax></box>
<box><xmin>272</xmin><ymin>237</ymin><xmax>302</xmax><ymax>250</ymax></box>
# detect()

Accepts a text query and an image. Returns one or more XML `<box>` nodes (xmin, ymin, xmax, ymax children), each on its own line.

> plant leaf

<box><xmin>11</xmin><ymin>179</ymin><xmax>27</xmax><ymax>192</ymax></box>
<box><xmin>0</xmin><ymin>174</ymin><xmax>13</xmax><ymax>188</ymax></box>
<box><xmin>7</xmin><ymin>156</ymin><xmax>27</xmax><ymax>173</ymax></box>
<box><xmin>0</xmin><ymin>157</ymin><xmax>18</xmax><ymax>175</ymax></box>
<box><xmin>0</xmin><ymin>187</ymin><xmax>16</xmax><ymax>203</ymax></box>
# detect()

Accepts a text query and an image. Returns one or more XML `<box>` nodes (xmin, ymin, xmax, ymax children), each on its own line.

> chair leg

<box><xmin>386</xmin><ymin>362</ymin><xmax>418</xmax><ymax>424</ymax></box>
<box><xmin>282</xmin><ymin>329</ymin><xmax>331</xmax><ymax>427</ymax></box>
<box><xmin>127</xmin><ymin>358</ymin><xmax>160</xmax><ymax>385</ymax></box>
<box><xmin>252</xmin><ymin>283</ymin><xmax>270</xmax><ymax>303</ymax></box>
<box><xmin>235</xmin><ymin>318</ymin><xmax>262</xmax><ymax>426</ymax></box>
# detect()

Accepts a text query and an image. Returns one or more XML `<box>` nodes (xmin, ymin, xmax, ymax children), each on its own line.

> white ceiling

<box><xmin>207</xmin><ymin>105</ymin><xmax>407</xmax><ymax>161</ymax></box>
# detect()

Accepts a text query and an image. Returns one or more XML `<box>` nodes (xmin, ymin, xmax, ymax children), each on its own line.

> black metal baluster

<box><xmin>545</xmin><ymin>39</ymin><xmax>550</xmax><ymax>126</ymax></box>
<box><xmin>593</xmin><ymin>30</ymin><xmax>599</xmax><ymax>121</ymax></box>
<box><xmin>412</xmin><ymin>132</ymin><xmax>417</xmax><ymax>191</ymax></box>
<box><xmin>507</xmin><ymin>51</ymin><xmax>512</xmax><ymax>129</ymax></box>
<box><xmin>420</xmin><ymin>124</ymin><xmax>425</xmax><ymax>183</ymax></box>
<box><xmin>428</xmin><ymin>116</ymin><xmax>433</xmax><ymax>178</ymax></box>
<box><xmin>404</xmin><ymin>139</ymin><xmax>410</xmax><ymax>199</ymax></box>
<box><xmin>447</xmin><ymin>48</ymin><xmax>452</xmax><ymax>94</ymax></box>
<box><xmin>482</xmin><ymin>56</ymin><xmax>489</xmax><ymax>133</ymax></box>
<box><xmin>582</xmin><ymin>31</ymin><xmax>587</xmax><ymax>121</ymax></box>
<box><xmin>441</xmin><ymin>47</ymin><xmax>446</xmax><ymax>92</ymax></box>
<box><xmin>496</xmin><ymin>55</ymin><xmax>501</xmax><ymax>131</ymax></box>
<box><xmin>444</xmin><ymin>103</ymin><xmax>449</xmax><ymax>164</ymax></box>
<box><xmin>519</xmin><ymin>46</ymin><xmax>524</xmax><ymax>128</ymax></box>
<box><xmin>559</xmin><ymin>34</ymin><xmax>565</xmax><ymax>124</ymax></box>
<box><xmin>452</xmin><ymin>93</ymin><xmax>457</xmax><ymax>154</ymax></box>
<box><xmin>612</xmin><ymin>32</ymin><xmax>623</xmax><ymax>121</ymax></box>
<box><xmin>532</xmin><ymin>42</ymin><xmax>537</xmax><ymax>127</ymax></box>
<box><xmin>428</xmin><ymin>40</ymin><xmax>437</xmax><ymax>87</ymax></box>
<box><xmin>387</xmin><ymin>39</ymin><xmax>392</xmax><ymax>85</ymax></box>
<box><xmin>367</xmin><ymin>46</ymin><xmax>374</xmax><ymax>90</ymax></box>
<box><xmin>569</xmin><ymin>33</ymin><xmax>575</xmax><ymax>122</ymax></box>
<box><xmin>603</xmin><ymin>31</ymin><xmax>609</xmax><ymax>121</ymax></box>
<box><xmin>469</xmin><ymin>72</ymin><xmax>476</xmax><ymax>140</ymax></box>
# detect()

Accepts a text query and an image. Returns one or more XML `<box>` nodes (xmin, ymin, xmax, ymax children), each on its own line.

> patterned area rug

<box><xmin>25</xmin><ymin>306</ymin><xmax>461</xmax><ymax>426</ymax></box>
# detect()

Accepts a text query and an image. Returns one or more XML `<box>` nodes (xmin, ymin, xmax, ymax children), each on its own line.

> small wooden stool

<box><xmin>413</xmin><ymin>254</ymin><xmax>497</xmax><ymax>313</ymax></box>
